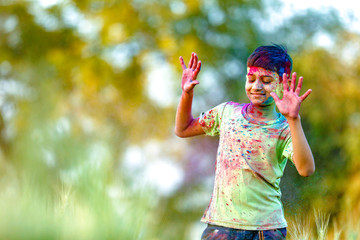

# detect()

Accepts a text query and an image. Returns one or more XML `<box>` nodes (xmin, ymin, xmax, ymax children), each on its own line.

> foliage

<box><xmin>0</xmin><ymin>0</ymin><xmax>359</xmax><ymax>239</ymax></box>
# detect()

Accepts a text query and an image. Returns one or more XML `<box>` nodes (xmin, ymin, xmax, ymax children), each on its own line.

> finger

<box><xmin>295</xmin><ymin>76</ymin><xmax>303</xmax><ymax>95</ymax></box>
<box><xmin>193</xmin><ymin>60</ymin><xmax>201</xmax><ymax>79</ymax></box>
<box><xmin>300</xmin><ymin>89</ymin><xmax>312</xmax><ymax>102</ymax></box>
<box><xmin>190</xmin><ymin>81</ymin><xmax>199</xmax><ymax>91</ymax></box>
<box><xmin>185</xmin><ymin>80</ymin><xmax>199</xmax><ymax>92</ymax></box>
<box><xmin>283</xmin><ymin>73</ymin><xmax>289</xmax><ymax>91</ymax></box>
<box><xmin>191</xmin><ymin>80</ymin><xmax>199</xmax><ymax>86</ymax></box>
<box><xmin>192</xmin><ymin>53</ymin><xmax>198</xmax><ymax>71</ymax></box>
<box><xmin>270</xmin><ymin>92</ymin><xmax>280</xmax><ymax>102</ymax></box>
<box><xmin>188</xmin><ymin>52</ymin><xmax>194</xmax><ymax>69</ymax></box>
<box><xmin>179</xmin><ymin>56</ymin><xmax>186</xmax><ymax>70</ymax></box>
<box><xmin>290</xmin><ymin>72</ymin><xmax>296</xmax><ymax>91</ymax></box>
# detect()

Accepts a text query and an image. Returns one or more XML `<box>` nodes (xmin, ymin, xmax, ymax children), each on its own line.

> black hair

<box><xmin>247</xmin><ymin>44</ymin><xmax>292</xmax><ymax>79</ymax></box>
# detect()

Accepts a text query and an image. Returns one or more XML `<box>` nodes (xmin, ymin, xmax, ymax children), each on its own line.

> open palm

<box><xmin>270</xmin><ymin>72</ymin><xmax>312</xmax><ymax>119</ymax></box>
<box><xmin>179</xmin><ymin>52</ymin><xmax>201</xmax><ymax>93</ymax></box>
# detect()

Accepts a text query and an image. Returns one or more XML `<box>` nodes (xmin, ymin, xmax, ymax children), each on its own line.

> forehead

<box><xmin>247</xmin><ymin>66</ymin><xmax>278</xmax><ymax>77</ymax></box>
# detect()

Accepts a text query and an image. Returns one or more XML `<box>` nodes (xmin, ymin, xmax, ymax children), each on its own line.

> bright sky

<box><xmin>279</xmin><ymin>0</ymin><xmax>360</xmax><ymax>33</ymax></box>
<box><xmin>38</xmin><ymin>0</ymin><xmax>360</xmax><ymax>33</ymax></box>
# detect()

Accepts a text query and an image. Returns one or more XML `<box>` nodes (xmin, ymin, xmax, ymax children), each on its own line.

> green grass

<box><xmin>0</xmin><ymin>164</ymin><xmax>359</xmax><ymax>240</ymax></box>
<box><xmin>287</xmin><ymin>210</ymin><xmax>360</xmax><ymax>240</ymax></box>
<box><xmin>0</xmin><ymin>164</ymin><xmax>158</xmax><ymax>240</ymax></box>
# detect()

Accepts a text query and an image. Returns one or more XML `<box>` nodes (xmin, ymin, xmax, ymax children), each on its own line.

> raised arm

<box><xmin>270</xmin><ymin>72</ymin><xmax>315</xmax><ymax>177</ymax></box>
<box><xmin>175</xmin><ymin>52</ymin><xmax>205</xmax><ymax>138</ymax></box>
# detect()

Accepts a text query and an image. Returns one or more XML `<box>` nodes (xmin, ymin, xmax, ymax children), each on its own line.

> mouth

<box><xmin>250</xmin><ymin>93</ymin><xmax>265</xmax><ymax>97</ymax></box>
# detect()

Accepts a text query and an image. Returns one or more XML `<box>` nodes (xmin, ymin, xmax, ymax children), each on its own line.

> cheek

<box><xmin>274</xmin><ymin>81</ymin><xmax>282</xmax><ymax>96</ymax></box>
<box><xmin>265</xmin><ymin>82</ymin><xmax>278</xmax><ymax>93</ymax></box>
<box><xmin>245</xmin><ymin>82</ymin><xmax>251</xmax><ymax>93</ymax></box>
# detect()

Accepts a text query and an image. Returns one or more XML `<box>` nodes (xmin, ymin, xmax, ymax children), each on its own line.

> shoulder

<box><xmin>222</xmin><ymin>101</ymin><xmax>245</xmax><ymax>110</ymax></box>
<box><xmin>203</xmin><ymin>101</ymin><xmax>245</xmax><ymax>117</ymax></box>
<box><xmin>222</xmin><ymin>101</ymin><xmax>247</xmax><ymax>114</ymax></box>
<box><xmin>275</xmin><ymin>113</ymin><xmax>292</xmax><ymax>136</ymax></box>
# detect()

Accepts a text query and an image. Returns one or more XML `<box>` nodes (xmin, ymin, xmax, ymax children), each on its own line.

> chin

<box><xmin>251</xmin><ymin>100</ymin><xmax>274</xmax><ymax>107</ymax></box>
<box><xmin>261</xmin><ymin>97</ymin><xmax>275</xmax><ymax>106</ymax></box>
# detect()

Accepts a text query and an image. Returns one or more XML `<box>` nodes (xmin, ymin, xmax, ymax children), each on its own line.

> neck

<box><xmin>247</xmin><ymin>103</ymin><xmax>278</xmax><ymax>121</ymax></box>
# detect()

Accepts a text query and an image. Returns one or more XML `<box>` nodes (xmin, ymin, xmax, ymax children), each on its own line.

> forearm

<box><xmin>287</xmin><ymin>117</ymin><xmax>315</xmax><ymax>177</ymax></box>
<box><xmin>175</xmin><ymin>90</ymin><xmax>203</xmax><ymax>137</ymax></box>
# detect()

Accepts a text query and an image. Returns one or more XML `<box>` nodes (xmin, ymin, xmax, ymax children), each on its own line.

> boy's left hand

<box><xmin>270</xmin><ymin>72</ymin><xmax>312</xmax><ymax>120</ymax></box>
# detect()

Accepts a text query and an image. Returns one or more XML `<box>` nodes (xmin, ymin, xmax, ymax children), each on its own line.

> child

<box><xmin>175</xmin><ymin>45</ymin><xmax>315</xmax><ymax>240</ymax></box>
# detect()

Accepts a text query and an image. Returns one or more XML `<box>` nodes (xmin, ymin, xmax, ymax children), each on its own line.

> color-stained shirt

<box><xmin>199</xmin><ymin>102</ymin><xmax>293</xmax><ymax>230</ymax></box>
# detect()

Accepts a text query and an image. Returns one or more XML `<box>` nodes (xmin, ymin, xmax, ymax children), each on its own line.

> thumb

<box><xmin>184</xmin><ymin>80</ymin><xmax>199</xmax><ymax>92</ymax></box>
<box><xmin>191</xmin><ymin>80</ymin><xmax>199</xmax><ymax>85</ymax></box>
<box><xmin>270</xmin><ymin>92</ymin><xmax>280</xmax><ymax>102</ymax></box>
<box><xmin>188</xmin><ymin>80</ymin><xmax>199</xmax><ymax>90</ymax></box>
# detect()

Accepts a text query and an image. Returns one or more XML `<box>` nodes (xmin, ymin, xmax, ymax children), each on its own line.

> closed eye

<box><xmin>262</xmin><ymin>76</ymin><xmax>274</xmax><ymax>83</ymax></box>
<box><xmin>247</xmin><ymin>75</ymin><xmax>255</xmax><ymax>82</ymax></box>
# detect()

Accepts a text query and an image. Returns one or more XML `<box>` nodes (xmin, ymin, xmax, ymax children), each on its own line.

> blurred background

<box><xmin>0</xmin><ymin>0</ymin><xmax>359</xmax><ymax>239</ymax></box>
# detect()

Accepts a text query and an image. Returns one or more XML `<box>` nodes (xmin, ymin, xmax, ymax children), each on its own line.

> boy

<box><xmin>175</xmin><ymin>45</ymin><xmax>315</xmax><ymax>240</ymax></box>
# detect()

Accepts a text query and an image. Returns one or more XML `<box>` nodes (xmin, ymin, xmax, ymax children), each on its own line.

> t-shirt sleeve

<box><xmin>198</xmin><ymin>102</ymin><xmax>227</xmax><ymax>136</ymax></box>
<box><xmin>282</xmin><ymin>128</ymin><xmax>294</xmax><ymax>163</ymax></box>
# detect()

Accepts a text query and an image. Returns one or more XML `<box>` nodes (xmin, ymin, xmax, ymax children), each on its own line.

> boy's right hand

<box><xmin>179</xmin><ymin>52</ymin><xmax>201</xmax><ymax>93</ymax></box>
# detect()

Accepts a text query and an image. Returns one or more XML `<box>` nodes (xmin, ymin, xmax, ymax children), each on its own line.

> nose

<box><xmin>254</xmin><ymin>79</ymin><xmax>263</xmax><ymax>90</ymax></box>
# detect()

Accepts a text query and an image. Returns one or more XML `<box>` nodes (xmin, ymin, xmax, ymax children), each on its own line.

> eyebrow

<box><xmin>247</xmin><ymin>73</ymin><xmax>274</xmax><ymax>78</ymax></box>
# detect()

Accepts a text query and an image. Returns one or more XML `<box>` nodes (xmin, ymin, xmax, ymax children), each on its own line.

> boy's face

<box><xmin>245</xmin><ymin>66</ymin><xmax>282</xmax><ymax>106</ymax></box>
